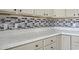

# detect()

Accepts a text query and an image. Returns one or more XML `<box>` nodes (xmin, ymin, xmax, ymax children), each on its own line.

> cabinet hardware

<box><xmin>14</xmin><ymin>9</ymin><xmax>16</xmax><ymax>11</ymax></box>
<box><xmin>51</xmin><ymin>47</ymin><xmax>53</xmax><ymax>48</ymax></box>
<box><xmin>74</xmin><ymin>14</ymin><xmax>75</xmax><ymax>16</ymax></box>
<box><xmin>51</xmin><ymin>40</ymin><xmax>53</xmax><ymax>42</ymax></box>
<box><xmin>35</xmin><ymin>45</ymin><xmax>38</xmax><ymax>47</ymax></box>
<box><xmin>20</xmin><ymin>10</ymin><xmax>22</xmax><ymax>12</ymax></box>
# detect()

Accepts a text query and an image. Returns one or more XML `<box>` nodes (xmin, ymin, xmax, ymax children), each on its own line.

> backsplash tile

<box><xmin>1</xmin><ymin>16</ymin><xmax>79</xmax><ymax>31</ymax></box>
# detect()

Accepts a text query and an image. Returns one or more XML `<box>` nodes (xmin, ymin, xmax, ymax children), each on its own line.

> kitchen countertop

<box><xmin>1</xmin><ymin>27</ymin><xmax>79</xmax><ymax>50</ymax></box>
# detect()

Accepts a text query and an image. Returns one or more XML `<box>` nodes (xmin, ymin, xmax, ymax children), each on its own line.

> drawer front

<box><xmin>44</xmin><ymin>43</ymin><xmax>57</xmax><ymax>50</ymax></box>
<box><xmin>71</xmin><ymin>36</ymin><xmax>79</xmax><ymax>50</ymax></box>
<box><xmin>32</xmin><ymin>40</ymin><xmax>43</xmax><ymax>49</ymax></box>
<box><xmin>44</xmin><ymin>36</ymin><xmax>57</xmax><ymax>46</ymax></box>
<box><xmin>72</xmin><ymin>36</ymin><xmax>79</xmax><ymax>42</ymax></box>
<box><xmin>9</xmin><ymin>43</ymin><xmax>35</xmax><ymax>50</ymax></box>
<box><xmin>72</xmin><ymin>36</ymin><xmax>79</xmax><ymax>45</ymax></box>
<box><xmin>9</xmin><ymin>40</ymin><xmax>43</xmax><ymax>50</ymax></box>
<box><xmin>72</xmin><ymin>45</ymin><xmax>79</xmax><ymax>50</ymax></box>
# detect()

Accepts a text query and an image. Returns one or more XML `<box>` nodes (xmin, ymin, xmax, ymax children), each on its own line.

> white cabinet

<box><xmin>9</xmin><ymin>40</ymin><xmax>43</xmax><ymax>50</ymax></box>
<box><xmin>56</xmin><ymin>35</ymin><xmax>62</xmax><ymax>50</ymax></box>
<box><xmin>34</xmin><ymin>9</ymin><xmax>53</xmax><ymax>17</ymax></box>
<box><xmin>34</xmin><ymin>9</ymin><xmax>45</xmax><ymax>16</ymax></box>
<box><xmin>44</xmin><ymin>44</ymin><xmax>56</xmax><ymax>50</ymax></box>
<box><xmin>71</xmin><ymin>36</ymin><xmax>79</xmax><ymax>50</ymax></box>
<box><xmin>65</xmin><ymin>9</ymin><xmax>79</xmax><ymax>17</ymax></box>
<box><xmin>6</xmin><ymin>34</ymin><xmax>71</xmax><ymax>50</ymax></box>
<box><xmin>66</xmin><ymin>9</ymin><xmax>75</xmax><ymax>17</ymax></box>
<box><xmin>44</xmin><ymin>35</ymin><xmax>58</xmax><ymax>50</ymax></box>
<box><xmin>44</xmin><ymin>9</ymin><xmax>53</xmax><ymax>17</ymax></box>
<box><xmin>56</xmin><ymin>35</ymin><xmax>71</xmax><ymax>50</ymax></box>
<box><xmin>21</xmin><ymin>9</ymin><xmax>34</xmax><ymax>15</ymax></box>
<box><xmin>53</xmin><ymin>9</ymin><xmax>66</xmax><ymax>18</ymax></box>
<box><xmin>0</xmin><ymin>9</ymin><xmax>16</xmax><ymax>14</ymax></box>
<box><xmin>61</xmin><ymin>35</ymin><xmax>71</xmax><ymax>50</ymax></box>
<box><xmin>44</xmin><ymin>36</ymin><xmax>57</xmax><ymax>46</ymax></box>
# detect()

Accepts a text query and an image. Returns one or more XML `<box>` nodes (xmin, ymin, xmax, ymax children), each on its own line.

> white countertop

<box><xmin>1</xmin><ymin>27</ymin><xmax>79</xmax><ymax>49</ymax></box>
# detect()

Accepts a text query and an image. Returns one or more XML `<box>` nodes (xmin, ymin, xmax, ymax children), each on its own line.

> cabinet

<box><xmin>34</xmin><ymin>9</ymin><xmax>54</xmax><ymax>17</ymax></box>
<box><xmin>6</xmin><ymin>34</ymin><xmax>72</xmax><ymax>50</ymax></box>
<box><xmin>21</xmin><ymin>9</ymin><xmax>34</xmax><ymax>15</ymax></box>
<box><xmin>34</xmin><ymin>9</ymin><xmax>45</xmax><ymax>16</ymax></box>
<box><xmin>61</xmin><ymin>35</ymin><xmax>71</xmax><ymax>50</ymax></box>
<box><xmin>44</xmin><ymin>9</ymin><xmax>53</xmax><ymax>17</ymax></box>
<box><xmin>66</xmin><ymin>9</ymin><xmax>75</xmax><ymax>17</ymax></box>
<box><xmin>9</xmin><ymin>40</ymin><xmax>43</xmax><ymax>50</ymax></box>
<box><xmin>7</xmin><ymin>35</ymin><xmax>58</xmax><ymax>50</ymax></box>
<box><xmin>53</xmin><ymin>9</ymin><xmax>66</xmax><ymax>18</ymax></box>
<box><xmin>44</xmin><ymin>44</ymin><xmax>56</xmax><ymax>50</ymax></box>
<box><xmin>44</xmin><ymin>36</ymin><xmax>57</xmax><ymax>46</ymax></box>
<box><xmin>65</xmin><ymin>9</ymin><xmax>79</xmax><ymax>17</ymax></box>
<box><xmin>0</xmin><ymin>9</ymin><xmax>16</xmax><ymax>14</ymax></box>
<box><xmin>43</xmin><ymin>35</ymin><xmax>59</xmax><ymax>50</ymax></box>
<box><xmin>56</xmin><ymin>35</ymin><xmax>71</xmax><ymax>50</ymax></box>
<box><xmin>71</xmin><ymin>36</ymin><xmax>79</xmax><ymax>50</ymax></box>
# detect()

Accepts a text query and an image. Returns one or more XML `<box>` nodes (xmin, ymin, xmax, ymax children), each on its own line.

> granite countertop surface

<box><xmin>0</xmin><ymin>27</ymin><xmax>79</xmax><ymax>49</ymax></box>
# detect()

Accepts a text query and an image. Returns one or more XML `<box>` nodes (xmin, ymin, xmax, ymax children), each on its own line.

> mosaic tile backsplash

<box><xmin>0</xmin><ymin>16</ymin><xmax>79</xmax><ymax>31</ymax></box>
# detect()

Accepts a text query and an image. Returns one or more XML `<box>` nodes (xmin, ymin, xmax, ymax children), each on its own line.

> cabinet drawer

<box><xmin>72</xmin><ymin>36</ymin><xmax>79</xmax><ymax>45</ymax></box>
<box><xmin>9</xmin><ymin>40</ymin><xmax>43</xmax><ymax>50</ymax></box>
<box><xmin>33</xmin><ymin>40</ymin><xmax>43</xmax><ymax>49</ymax></box>
<box><xmin>44</xmin><ymin>43</ymin><xmax>56</xmax><ymax>50</ymax></box>
<box><xmin>44</xmin><ymin>36</ymin><xmax>57</xmax><ymax>46</ymax></box>
<box><xmin>72</xmin><ymin>45</ymin><xmax>79</xmax><ymax>50</ymax></box>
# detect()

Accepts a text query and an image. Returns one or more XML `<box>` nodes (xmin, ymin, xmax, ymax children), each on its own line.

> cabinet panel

<box><xmin>72</xmin><ymin>36</ymin><xmax>79</xmax><ymax>44</ymax></box>
<box><xmin>44</xmin><ymin>9</ymin><xmax>53</xmax><ymax>17</ymax></box>
<box><xmin>71</xmin><ymin>36</ymin><xmax>79</xmax><ymax>50</ymax></box>
<box><xmin>61</xmin><ymin>35</ymin><xmax>70</xmax><ymax>50</ymax></box>
<box><xmin>66</xmin><ymin>9</ymin><xmax>74</xmax><ymax>17</ymax></box>
<box><xmin>21</xmin><ymin>9</ymin><xmax>34</xmax><ymax>15</ymax></box>
<box><xmin>9</xmin><ymin>43</ymin><xmax>35</xmax><ymax>50</ymax></box>
<box><xmin>44</xmin><ymin>44</ymin><xmax>56</xmax><ymax>50</ymax></box>
<box><xmin>66</xmin><ymin>9</ymin><xmax>79</xmax><ymax>17</ymax></box>
<box><xmin>9</xmin><ymin>40</ymin><xmax>43</xmax><ymax>50</ymax></box>
<box><xmin>72</xmin><ymin>45</ymin><xmax>79</xmax><ymax>50</ymax></box>
<box><xmin>56</xmin><ymin>35</ymin><xmax>62</xmax><ymax>50</ymax></box>
<box><xmin>34</xmin><ymin>9</ymin><xmax>45</xmax><ymax>16</ymax></box>
<box><xmin>44</xmin><ymin>36</ymin><xmax>57</xmax><ymax>46</ymax></box>
<box><xmin>0</xmin><ymin>9</ymin><xmax>16</xmax><ymax>13</ymax></box>
<box><xmin>53</xmin><ymin>9</ymin><xmax>65</xmax><ymax>17</ymax></box>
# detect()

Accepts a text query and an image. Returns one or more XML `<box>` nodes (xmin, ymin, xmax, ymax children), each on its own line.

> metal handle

<box><xmin>51</xmin><ymin>47</ymin><xmax>53</xmax><ymax>48</ymax></box>
<box><xmin>51</xmin><ymin>40</ymin><xmax>53</xmax><ymax>42</ymax></box>
<box><xmin>35</xmin><ymin>45</ymin><xmax>38</xmax><ymax>47</ymax></box>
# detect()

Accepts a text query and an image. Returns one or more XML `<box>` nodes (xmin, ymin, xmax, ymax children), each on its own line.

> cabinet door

<box><xmin>66</xmin><ymin>9</ymin><xmax>76</xmax><ymax>17</ymax></box>
<box><xmin>44</xmin><ymin>9</ymin><xmax>53</xmax><ymax>17</ymax></box>
<box><xmin>0</xmin><ymin>9</ymin><xmax>16</xmax><ymax>13</ymax></box>
<box><xmin>44</xmin><ymin>44</ymin><xmax>56</xmax><ymax>50</ymax></box>
<box><xmin>71</xmin><ymin>36</ymin><xmax>79</xmax><ymax>50</ymax></box>
<box><xmin>34</xmin><ymin>9</ymin><xmax>45</xmax><ymax>16</ymax></box>
<box><xmin>61</xmin><ymin>35</ymin><xmax>70</xmax><ymax>50</ymax></box>
<box><xmin>53</xmin><ymin>9</ymin><xmax>66</xmax><ymax>17</ymax></box>
<box><xmin>56</xmin><ymin>35</ymin><xmax>62</xmax><ymax>50</ymax></box>
<box><xmin>44</xmin><ymin>36</ymin><xmax>57</xmax><ymax>46</ymax></box>
<box><xmin>21</xmin><ymin>9</ymin><xmax>34</xmax><ymax>15</ymax></box>
<box><xmin>8</xmin><ymin>40</ymin><xmax>43</xmax><ymax>50</ymax></box>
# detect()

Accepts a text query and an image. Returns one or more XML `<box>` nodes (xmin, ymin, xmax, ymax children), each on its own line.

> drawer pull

<box><xmin>51</xmin><ymin>40</ymin><xmax>53</xmax><ymax>42</ymax></box>
<box><xmin>35</xmin><ymin>45</ymin><xmax>38</xmax><ymax>47</ymax></box>
<box><xmin>51</xmin><ymin>47</ymin><xmax>53</xmax><ymax>48</ymax></box>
